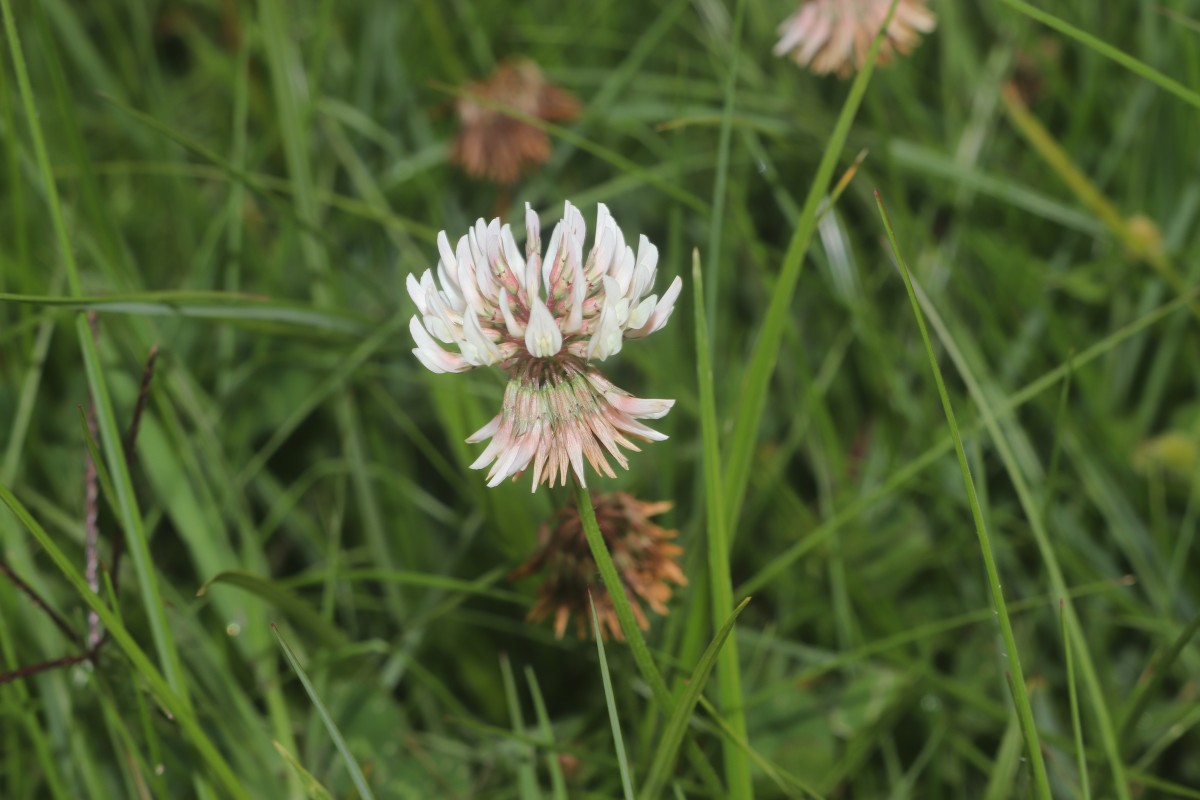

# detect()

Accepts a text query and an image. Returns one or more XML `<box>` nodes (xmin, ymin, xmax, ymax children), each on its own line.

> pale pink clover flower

<box><xmin>774</xmin><ymin>0</ymin><xmax>936</xmax><ymax>78</ymax></box>
<box><xmin>408</xmin><ymin>202</ymin><xmax>682</xmax><ymax>490</ymax></box>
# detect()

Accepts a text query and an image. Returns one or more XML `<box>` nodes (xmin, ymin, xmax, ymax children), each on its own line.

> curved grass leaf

<box><xmin>591</xmin><ymin>595</ymin><xmax>637</xmax><ymax>800</ymax></box>
<box><xmin>198</xmin><ymin>571</ymin><xmax>348</xmax><ymax>649</ymax></box>
<box><xmin>642</xmin><ymin>597</ymin><xmax>751</xmax><ymax>800</ymax></box>
<box><xmin>0</xmin><ymin>291</ymin><xmax>371</xmax><ymax>336</ymax></box>
<box><xmin>875</xmin><ymin>191</ymin><xmax>1052</xmax><ymax>799</ymax></box>
<box><xmin>272</xmin><ymin>626</ymin><xmax>377</xmax><ymax>800</ymax></box>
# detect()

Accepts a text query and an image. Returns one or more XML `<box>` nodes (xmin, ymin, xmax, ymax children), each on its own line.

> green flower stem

<box><xmin>574</xmin><ymin>479</ymin><xmax>673</xmax><ymax>705</ymax></box>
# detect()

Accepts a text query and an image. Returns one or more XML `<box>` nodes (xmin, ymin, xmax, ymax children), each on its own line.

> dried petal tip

<box><xmin>774</xmin><ymin>0</ymin><xmax>936</xmax><ymax>78</ymax></box>
<box><xmin>509</xmin><ymin>492</ymin><xmax>687</xmax><ymax>641</ymax></box>
<box><xmin>451</xmin><ymin>58</ymin><xmax>581</xmax><ymax>184</ymax></box>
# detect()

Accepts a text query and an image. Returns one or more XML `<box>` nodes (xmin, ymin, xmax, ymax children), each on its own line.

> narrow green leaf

<box><xmin>525</xmin><ymin>667</ymin><xmax>568</xmax><ymax>800</ymax></box>
<box><xmin>197</xmin><ymin>571</ymin><xmax>348</xmax><ymax>649</ymax></box>
<box><xmin>591</xmin><ymin>595</ymin><xmax>637</xmax><ymax>800</ymax></box>
<box><xmin>875</xmin><ymin>191</ymin><xmax>1052</xmax><ymax>799</ymax></box>
<box><xmin>999</xmin><ymin>0</ymin><xmax>1200</xmax><ymax>110</ymax></box>
<box><xmin>692</xmin><ymin>249</ymin><xmax>752</xmax><ymax>798</ymax></box>
<box><xmin>272</xmin><ymin>741</ymin><xmax>335</xmax><ymax>800</ymax></box>
<box><xmin>0</xmin><ymin>292</ymin><xmax>371</xmax><ymax>335</ymax></box>
<box><xmin>272</xmin><ymin>626</ymin><xmax>376</xmax><ymax>800</ymax></box>
<box><xmin>723</xmin><ymin>0</ymin><xmax>901</xmax><ymax>533</ymax></box>
<box><xmin>1063</xmin><ymin>601</ymin><xmax>1092</xmax><ymax>799</ymax></box>
<box><xmin>643</xmin><ymin>597</ymin><xmax>752</xmax><ymax>799</ymax></box>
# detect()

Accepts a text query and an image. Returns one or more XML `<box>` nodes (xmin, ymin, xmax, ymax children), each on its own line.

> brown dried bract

<box><xmin>510</xmin><ymin>492</ymin><xmax>687</xmax><ymax>641</ymax></box>
<box><xmin>451</xmin><ymin>59</ymin><xmax>580</xmax><ymax>184</ymax></box>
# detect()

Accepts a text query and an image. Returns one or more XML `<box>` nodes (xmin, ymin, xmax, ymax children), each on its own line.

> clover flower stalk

<box><xmin>408</xmin><ymin>202</ymin><xmax>682</xmax><ymax>490</ymax></box>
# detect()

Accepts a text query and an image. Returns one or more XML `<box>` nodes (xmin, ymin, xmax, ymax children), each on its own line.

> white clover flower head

<box><xmin>408</xmin><ymin>201</ymin><xmax>682</xmax><ymax>490</ymax></box>
<box><xmin>774</xmin><ymin>0</ymin><xmax>936</xmax><ymax>78</ymax></box>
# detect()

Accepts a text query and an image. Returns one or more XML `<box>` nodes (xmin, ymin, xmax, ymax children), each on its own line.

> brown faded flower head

<box><xmin>774</xmin><ymin>0</ymin><xmax>936</xmax><ymax>78</ymax></box>
<box><xmin>510</xmin><ymin>492</ymin><xmax>687</xmax><ymax>640</ymax></box>
<box><xmin>451</xmin><ymin>58</ymin><xmax>580</xmax><ymax>184</ymax></box>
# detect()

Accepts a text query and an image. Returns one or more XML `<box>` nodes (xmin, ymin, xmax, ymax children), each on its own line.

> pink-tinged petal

<box><xmin>609</xmin><ymin>395</ymin><xmax>675</xmax><ymax>419</ymax></box>
<box><xmin>609</xmin><ymin>414</ymin><xmax>670</xmax><ymax>442</ymax></box>
<box><xmin>499</xmin><ymin>288</ymin><xmax>525</xmax><ymax>337</ymax></box>
<box><xmin>467</xmin><ymin>414</ymin><xmax>501</xmax><ymax>443</ymax></box>
<box><xmin>524</xmin><ymin>202</ymin><xmax>541</xmax><ymax>262</ymax></box>
<box><xmin>524</xmin><ymin>295</ymin><xmax>563</xmax><ymax>357</ymax></box>
<box><xmin>500</xmin><ymin>223</ymin><xmax>526</xmax><ymax>288</ymax></box>
<box><xmin>542</xmin><ymin>221</ymin><xmax>563</xmax><ymax>292</ymax></box>
<box><xmin>410</xmin><ymin>317</ymin><xmax>470</xmax><ymax>373</ymax></box>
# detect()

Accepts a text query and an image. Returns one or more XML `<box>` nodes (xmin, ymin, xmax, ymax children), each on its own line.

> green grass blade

<box><xmin>196</xmin><ymin>571</ymin><xmax>350</xmax><ymax>649</ymax></box>
<box><xmin>693</xmin><ymin>249</ymin><xmax>752</xmax><ymax>798</ymax></box>
<box><xmin>1063</xmin><ymin>601</ymin><xmax>1092</xmax><ymax>799</ymax></box>
<box><xmin>500</xmin><ymin>655</ymin><xmax>542</xmax><ymax>800</ymax></box>
<box><xmin>737</xmin><ymin>286</ymin><xmax>1200</xmax><ymax>597</ymax></box>
<box><xmin>272</xmin><ymin>625</ymin><xmax>377</xmax><ymax>800</ymax></box>
<box><xmin>643</xmin><ymin>597</ymin><xmax>752</xmax><ymax>800</ymax></box>
<box><xmin>999</xmin><ymin>0</ymin><xmax>1200</xmax><ymax>110</ymax></box>
<box><xmin>0</xmin><ymin>481</ymin><xmax>247</xmax><ymax>799</ymax></box>
<box><xmin>0</xmin><ymin>0</ymin><xmax>82</xmax><ymax>295</ymax></box>
<box><xmin>722</xmin><ymin>0</ymin><xmax>899</xmax><ymax>533</ymax></box>
<box><xmin>0</xmin><ymin>291</ymin><xmax>372</xmax><ymax>336</ymax></box>
<box><xmin>525</xmin><ymin>667</ymin><xmax>568</xmax><ymax>800</ymax></box>
<box><xmin>273</xmin><ymin>741</ymin><xmax>336</xmax><ymax>800</ymax></box>
<box><xmin>1118</xmin><ymin>607</ymin><xmax>1200</xmax><ymax>744</ymax></box>
<box><xmin>874</xmin><ymin>191</ymin><xmax>1052</xmax><ymax>800</ymax></box>
<box><xmin>897</xmin><ymin>238</ymin><xmax>1133</xmax><ymax>799</ymax></box>
<box><xmin>703</xmin><ymin>0</ymin><xmax>747</xmax><ymax>340</ymax></box>
<box><xmin>590</xmin><ymin>595</ymin><xmax>637</xmax><ymax>800</ymax></box>
<box><xmin>572</xmin><ymin>480</ymin><xmax>672</xmax><ymax>705</ymax></box>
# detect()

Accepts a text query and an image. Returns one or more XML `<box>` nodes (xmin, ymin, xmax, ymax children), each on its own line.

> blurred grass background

<box><xmin>2</xmin><ymin>0</ymin><xmax>1200</xmax><ymax>797</ymax></box>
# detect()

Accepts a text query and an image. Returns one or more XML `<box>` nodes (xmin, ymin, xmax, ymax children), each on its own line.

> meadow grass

<box><xmin>2</xmin><ymin>0</ymin><xmax>1200</xmax><ymax>797</ymax></box>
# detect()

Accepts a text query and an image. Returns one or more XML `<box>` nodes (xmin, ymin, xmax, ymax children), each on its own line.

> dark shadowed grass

<box><xmin>2</xmin><ymin>0</ymin><xmax>1200</xmax><ymax>797</ymax></box>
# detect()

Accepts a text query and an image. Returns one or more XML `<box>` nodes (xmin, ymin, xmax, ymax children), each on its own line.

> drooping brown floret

<box><xmin>451</xmin><ymin>59</ymin><xmax>580</xmax><ymax>184</ymax></box>
<box><xmin>510</xmin><ymin>492</ymin><xmax>687</xmax><ymax>640</ymax></box>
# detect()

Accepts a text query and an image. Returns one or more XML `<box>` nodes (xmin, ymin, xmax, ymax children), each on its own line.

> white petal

<box><xmin>437</xmin><ymin>231</ymin><xmax>457</xmax><ymax>278</ymax></box>
<box><xmin>500</xmin><ymin>289</ymin><xmax>524</xmax><ymax>337</ymax></box>
<box><xmin>628</xmin><ymin>295</ymin><xmax>655</xmax><ymax>330</ymax></box>
<box><xmin>587</xmin><ymin>304</ymin><xmax>623</xmax><ymax>362</ymax></box>
<box><xmin>406</xmin><ymin>272</ymin><xmax>428</xmax><ymax>315</ymax></box>
<box><xmin>524</xmin><ymin>295</ymin><xmax>563</xmax><ymax>357</ymax></box>
<box><xmin>614</xmin><ymin>246</ymin><xmax>635</xmax><ymax>296</ymax></box>
<box><xmin>456</xmin><ymin>237</ymin><xmax>486</xmax><ymax>316</ymax></box>
<box><xmin>632</xmin><ymin>235</ymin><xmax>658</xmax><ymax>299</ymax></box>
<box><xmin>461</xmin><ymin>312</ymin><xmax>502</xmax><ymax>366</ymax></box>
<box><xmin>631</xmin><ymin>275</ymin><xmax>682</xmax><ymax>337</ymax></box>
<box><xmin>501</xmin><ymin>224</ymin><xmax>525</xmax><ymax>283</ymax></box>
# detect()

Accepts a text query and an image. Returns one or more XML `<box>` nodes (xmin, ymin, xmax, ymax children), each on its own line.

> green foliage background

<box><xmin>1</xmin><ymin>0</ymin><xmax>1199</xmax><ymax>797</ymax></box>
